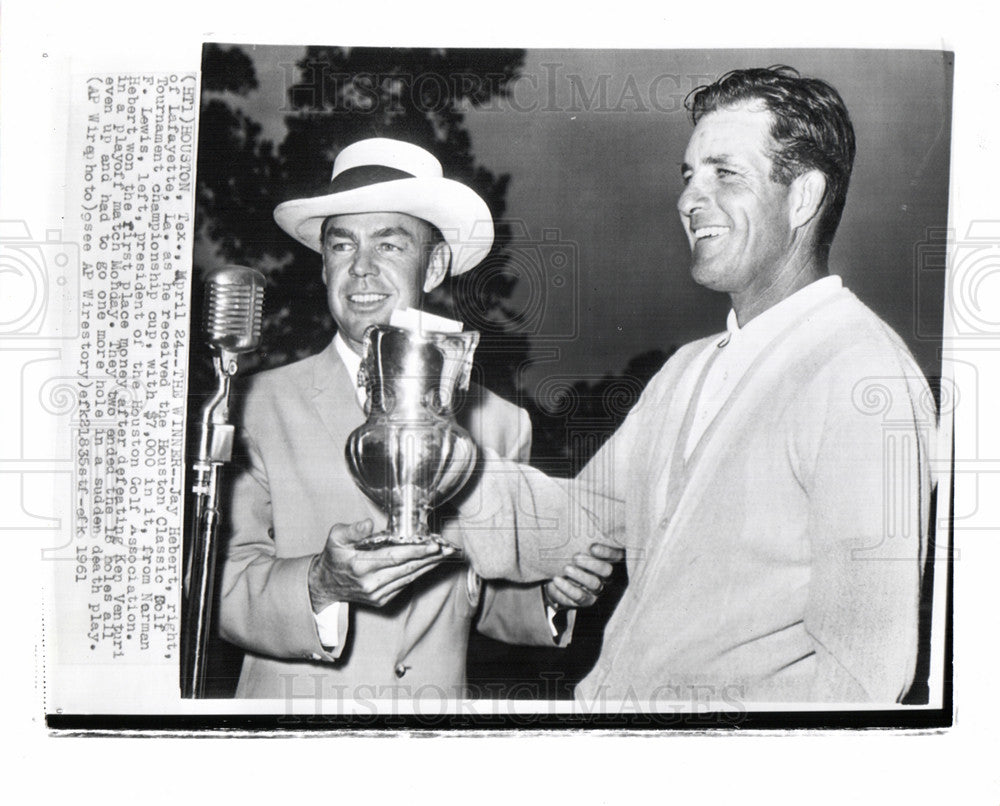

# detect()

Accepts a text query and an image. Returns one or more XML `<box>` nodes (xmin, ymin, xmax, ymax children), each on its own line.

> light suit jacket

<box><xmin>218</xmin><ymin>340</ymin><xmax>563</xmax><ymax>700</ymax></box>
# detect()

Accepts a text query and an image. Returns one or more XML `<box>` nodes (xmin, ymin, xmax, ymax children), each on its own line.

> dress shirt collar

<box><xmin>333</xmin><ymin>332</ymin><xmax>362</xmax><ymax>384</ymax></box>
<box><xmin>333</xmin><ymin>332</ymin><xmax>368</xmax><ymax>407</ymax></box>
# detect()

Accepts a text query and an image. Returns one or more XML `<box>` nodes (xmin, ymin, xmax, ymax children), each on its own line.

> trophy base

<box><xmin>355</xmin><ymin>531</ymin><xmax>462</xmax><ymax>553</ymax></box>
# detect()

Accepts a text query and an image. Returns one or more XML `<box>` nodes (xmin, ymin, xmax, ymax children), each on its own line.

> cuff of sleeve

<box><xmin>314</xmin><ymin>601</ymin><xmax>349</xmax><ymax>649</ymax></box>
<box><xmin>276</xmin><ymin>555</ymin><xmax>345</xmax><ymax>662</ymax></box>
<box><xmin>544</xmin><ymin>598</ymin><xmax>576</xmax><ymax>647</ymax></box>
<box><xmin>546</xmin><ymin>604</ymin><xmax>564</xmax><ymax>639</ymax></box>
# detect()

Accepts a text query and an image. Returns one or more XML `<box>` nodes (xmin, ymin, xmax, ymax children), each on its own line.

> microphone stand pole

<box><xmin>181</xmin><ymin>349</ymin><xmax>239</xmax><ymax>699</ymax></box>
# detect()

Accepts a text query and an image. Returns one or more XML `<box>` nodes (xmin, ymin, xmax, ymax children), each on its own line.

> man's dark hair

<box><xmin>686</xmin><ymin>65</ymin><xmax>856</xmax><ymax>253</ymax></box>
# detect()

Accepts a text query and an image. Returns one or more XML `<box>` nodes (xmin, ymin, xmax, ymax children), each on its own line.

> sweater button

<box><xmin>394</xmin><ymin>663</ymin><xmax>407</xmax><ymax>679</ymax></box>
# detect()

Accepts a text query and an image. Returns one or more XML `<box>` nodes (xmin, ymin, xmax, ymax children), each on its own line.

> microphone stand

<box><xmin>181</xmin><ymin>347</ymin><xmax>240</xmax><ymax>699</ymax></box>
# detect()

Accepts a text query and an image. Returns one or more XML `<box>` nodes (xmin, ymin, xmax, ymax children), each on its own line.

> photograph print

<box><xmin>181</xmin><ymin>44</ymin><xmax>952</xmax><ymax>728</ymax></box>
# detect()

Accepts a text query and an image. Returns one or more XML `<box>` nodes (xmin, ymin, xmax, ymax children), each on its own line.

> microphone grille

<box><xmin>203</xmin><ymin>265</ymin><xmax>265</xmax><ymax>354</ymax></box>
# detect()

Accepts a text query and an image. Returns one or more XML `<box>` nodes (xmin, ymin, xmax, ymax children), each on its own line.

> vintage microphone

<box><xmin>181</xmin><ymin>265</ymin><xmax>264</xmax><ymax>698</ymax></box>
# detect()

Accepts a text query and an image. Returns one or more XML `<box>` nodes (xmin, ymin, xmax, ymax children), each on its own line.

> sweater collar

<box><xmin>721</xmin><ymin>275</ymin><xmax>843</xmax><ymax>348</ymax></box>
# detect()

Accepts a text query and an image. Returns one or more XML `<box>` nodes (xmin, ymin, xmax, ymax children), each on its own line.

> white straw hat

<box><xmin>273</xmin><ymin>138</ymin><xmax>495</xmax><ymax>275</ymax></box>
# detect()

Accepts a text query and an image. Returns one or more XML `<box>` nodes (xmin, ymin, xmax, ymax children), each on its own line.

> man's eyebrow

<box><xmin>324</xmin><ymin>226</ymin><xmax>357</xmax><ymax>240</ymax></box>
<box><xmin>371</xmin><ymin>226</ymin><xmax>416</xmax><ymax>240</ymax></box>
<box><xmin>324</xmin><ymin>224</ymin><xmax>419</xmax><ymax>242</ymax></box>
<box><xmin>681</xmin><ymin>154</ymin><xmax>738</xmax><ymax>173</ymax></box>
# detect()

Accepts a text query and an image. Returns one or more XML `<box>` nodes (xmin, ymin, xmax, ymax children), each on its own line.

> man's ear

<box><xmin>788</xmin><ymin>169</ymin><xmax>827</xmax><ymax>231</ymax></box>
<box><xmin>423</xmin><ymin>241</ymin><xmax>451</xmax><ymax>293</ymax></box>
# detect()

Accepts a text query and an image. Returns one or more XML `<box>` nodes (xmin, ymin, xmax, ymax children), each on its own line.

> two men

<box><xmin>219</xmin><ymin>64</ymin><xmax>933</xmax><ymax>706</ymax></box>
<box><xmin>218</xmin><ymin>138</ymin><xmax>618</xmax><ymax>699</ymax></box>
<box><xmin>457</xmin><ymin>67</ymin><xmax>933</xmax><ymax>704</ymax></box>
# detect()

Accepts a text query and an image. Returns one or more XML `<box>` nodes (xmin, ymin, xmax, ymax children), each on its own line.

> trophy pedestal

<box><xmin>355</xmin><ymin>532</ymin><xmax>461</xmax><ymax>552</ymax></box>
<box><xmin>354</xmin><ymin>493</ymin><xmax>463</xmax><ymax>552</ymax></box>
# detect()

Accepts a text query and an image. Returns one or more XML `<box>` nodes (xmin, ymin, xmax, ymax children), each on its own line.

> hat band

<box><xmin>329</xmin><ymin>164</ymin><xmax>415</xmax><ymax>193</ymax></box>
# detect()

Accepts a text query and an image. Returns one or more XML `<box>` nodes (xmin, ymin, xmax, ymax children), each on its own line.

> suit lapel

<box><xmin>309</xmin><ymin>340</ymin><xmax>367</xmax><ymax>448</ymax></box>
<box><xmin>307</xmin><ymin>341</ymin><xmax>385</xmax><ymax>528</ymax></box>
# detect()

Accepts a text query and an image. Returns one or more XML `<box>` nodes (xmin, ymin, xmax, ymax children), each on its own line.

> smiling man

<box><xmin>217</xmin><ymin>139</ymin><xmax>619</xmax><ymax>700</ymax></box>
<box><xmin>455</xmin><ymin>68</ymin><xmax>934</xmax><ymax>706</ymax></box>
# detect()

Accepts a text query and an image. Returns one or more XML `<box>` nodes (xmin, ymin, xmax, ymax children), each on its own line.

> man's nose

<box><xmin>677</xmin><ymin>176</ymin><xmax>708</xmax><ymax>218</ymax></box>
<box><xmin>349</xmin><ymin>247</ymin><xmax>378</xmax><ymax>277</ymax></box>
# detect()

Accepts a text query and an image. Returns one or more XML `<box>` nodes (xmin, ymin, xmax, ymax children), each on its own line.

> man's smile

<box><xmin>346</xmin><ymin>291</ymin><xmax>391</xmax><ymax>307</ymax></box>
<box><xmin>692</xmin><ymin>225</ymin><xmax>730</xmax><ymax>241</ymax></box>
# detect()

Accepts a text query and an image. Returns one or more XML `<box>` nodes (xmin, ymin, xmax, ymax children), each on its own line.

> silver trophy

<box><xmin>346</xmin><ymin>324</ymin><xmax>480</xmax><ymax>550</ymax></box>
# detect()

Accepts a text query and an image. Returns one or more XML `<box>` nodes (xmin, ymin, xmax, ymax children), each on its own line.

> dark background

<box><xmin>188</xmin><ymin>45</ymin><xmax>951</xmax><ymax>699</ymax></box>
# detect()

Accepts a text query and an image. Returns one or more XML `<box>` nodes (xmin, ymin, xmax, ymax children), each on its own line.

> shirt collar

<box><xmin>333</xmin><ymin>332</ymin><xmax>366</xmax><ymax>404</ymax></box>
<box><xmin>723</xmin><ymin>275</ymin><xmax>843</xmax><ymax>344</ymax></box>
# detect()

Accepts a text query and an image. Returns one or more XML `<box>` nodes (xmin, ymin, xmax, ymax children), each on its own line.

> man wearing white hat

<box><xmin>218</xmin><ymin>138</ymin><xmax>619</xmax><ymax>699</ymax></box>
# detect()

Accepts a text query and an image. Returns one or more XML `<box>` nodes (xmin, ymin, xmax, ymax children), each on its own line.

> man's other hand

<box><xmin>543</xmin><ymin>542</ymin><xmax>625</xmax><ymax>610</ymax></box>
<box><xmin>308</xmin><ymin>519</ymin><xmax>455</xmax><ymax>611</ymax></box>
